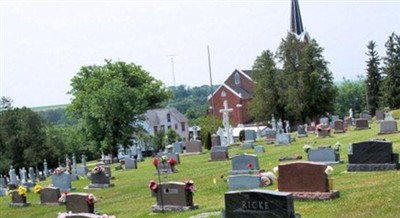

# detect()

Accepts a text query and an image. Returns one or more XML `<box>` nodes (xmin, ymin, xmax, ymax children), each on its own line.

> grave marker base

<box><xmin>347</xmin><ymin>163</ymin><xmax>399</xmax><ymax>171</ymax></box>
<box><xmin>378</xmin><ymin>131</ymin><xmax>399</xmax><ymax>135</ymax></box>
<box><xmin>354</xmin><ymin>127</ymin><xmax>371</xmax><ymax>130</ymax></box>
<box><xmin>291</xmin><ymin>190</ymin><xmax>340</xmax><ymax>200</ymax></box>
<box><xmin>9</xmin><ymin>202</ymin><xmax>31</xmax><ymax>207</ymax></box>
<box><xmin>151</xmin><ymin>204</ymin><xmax>199</xmax><ymax>212</ymax></box>
<box><xmin>86</xmin><ymin>183</ymin><xmax>115</xmax><ymax>189</ymax></box>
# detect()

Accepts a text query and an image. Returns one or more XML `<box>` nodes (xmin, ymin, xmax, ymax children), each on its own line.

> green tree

<box><xmin>274</xmin><ymin>33</ymin><xmax>337</xmax><ymax>124</ymax></box>
<box><xmin>67</xmin><ymin>60</ymin><xmax>171</xmax><ymax>155</ymax></box>
<box><xmin>0</xmin><ymin>107</ymin><xmax>47</xmax><ymax>172</ymax></box>
<box><xmin>197</xmin><ymin>115</ymin><xmax>222</xmax><ymax>145</ymax></box>
<box><xmin>0</xmin><ymin>96</ymin><xmax>13</xmax><ymax>111</ymax></box>
<box><xmin>335</xmin><ymin>77</ymin><xmax>366</xmax><ymax>118</ymax></box>
<box><xmin>249</xmin><ymin>50</ymin><xmax>281</xmax><ymax>124</ymax></box>
<box><xmin>365</xmin><ymin>41</ymin><xmax>382</xmax><ymax>115</ymax></box>
<box><xmin>381</xmin><ymin>33</ymin><xmax>400</xmax><ymax>109</ymax></box>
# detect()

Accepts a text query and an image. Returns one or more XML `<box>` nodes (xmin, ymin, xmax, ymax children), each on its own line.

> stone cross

<box><xmin>192</xmin><ymin>126</ymin><xmax>198</xmax><ymax>140</ymax></box>
<box><xmin>19</xmin><ymin>167</ymin><xmax>27</xmax><ymax>183</ymax></box>
<box><xmin>271</xmin><ymin>114</ymin><xmax>276</xmax><ymax>130</ymax></box>
<box><xmin>81</xmin><ymin>154</ymin><xmax>87</xmax><ymax>168</ymax></box>
<box><xmin>219</xmin><ymin>100</ymin><xmax>233</xmax><ymax>146</ymax></box>
<box><xmin>349</xmin><ymin>108</ymin><xmax>353</xmax><ymax>118</ymax></box>
<box><xmin>29</xmin><ymin>167</ymin><xmax>36</xmax><ymax>182</ymax></box>
<box><xmin>9</xmin><ymin>166</ymin><xmax>17</xmax><ymax>185</ymax></box>
<box><xmin>44</xmin><ymin>159</ymin><xmax>49</xmax><ymax>177</ymax></box>
<box><xmin>72</xmin><ymin>154</ymin><xmax>77</xmax><ymax>170</ymax></box>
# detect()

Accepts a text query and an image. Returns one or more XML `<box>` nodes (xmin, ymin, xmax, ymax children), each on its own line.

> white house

<box><xmin>143</xmin><ymin>107</ymin><xmax>189</xmax><ymax>141</ymax></box>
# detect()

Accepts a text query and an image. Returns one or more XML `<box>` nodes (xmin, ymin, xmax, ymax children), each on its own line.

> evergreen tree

<box><xmin>249</xmin><ymin>50</ymin><xmax>281</xmax><ymax>123</ymax></box>
<box><xmin>381</xmin><ymin>33</ymin><xmax>400</xmax><ymax>109</ymax></box>
<box><xmin>275</xmin><ymin>33</ymin><xmax>336</xmax><ymax>124</ymax></box>
<box><xmin>365</xmin><ymin>41</ymin><xmax>381</xmax><ymax>115</ymax></box>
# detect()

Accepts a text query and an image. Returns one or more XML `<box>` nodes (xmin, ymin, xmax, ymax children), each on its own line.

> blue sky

<box><xmin>1</xmin><ymin>0</ymin><xmax>400</xmax><ymax>107</ymax></box>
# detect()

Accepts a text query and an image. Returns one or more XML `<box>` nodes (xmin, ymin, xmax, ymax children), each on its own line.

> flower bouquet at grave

<box><xmin>85</xmin><ymin>193</ymin><xmax>97</xmax><ymax>205</ymax></box>
<box><xmin>167</xmin><ymin>157</ymin><xmax>177</xmax><ymax>172</ymax></box>
<box><xmin>58</xmin><ymin>191</ymin><xmax>68</xmax><ymax>203</ymax></box>
<box><xmin>53</xmin><ymin>167</ymin><xmax>64</xmax><ymax>175</ymax></box>
<box><xmin>257</xmin><ymin>171</ymin><xmax>276</xmax><ymax>186</ymax></box>
<box><xmin>18</xmin><ymin>185</ymin><xmax>28</xmax><ymax>197</ymax></box>
<box><xmin>303</xmin><ymin>144</ymin><xmax>312</xmax><ymax>153</ymax></box>
<box><xmin>148</xmin><ymin>180</ymin><xmax>158</xmax><ymax>193</ymax></box>
<box><xmin>33</xmin><ymin>184</ymin><xmax>42</xmax><ymax>194</ymax></box>
<box><xmin>325</xmin><ymin>166</ymin><xmax>334</xmax><ymax>190</ymax></box>
<box><xmin>91</xmin><ymin>165</ymin><xmax>104</xmax><ymax>175</ymax></box>
<box><xmin>184</xmin><ymin>179</ymin><xmax>196</xmax><ymax>206</ymax></box>
<box><xmin>334</xmin><ymin>142</ymin><xmax>341</xmax><ymax>152</ymax></box>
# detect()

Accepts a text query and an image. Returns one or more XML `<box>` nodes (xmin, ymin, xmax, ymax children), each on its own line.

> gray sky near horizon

<box><xmin>1</xmin><ymin>0</ymin><xmax>400</xmax><ymax>107</ymax></box>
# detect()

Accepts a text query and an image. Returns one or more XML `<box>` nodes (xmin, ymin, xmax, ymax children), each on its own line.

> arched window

<box><xmin>234</xmin><ymin>72</ymin><xmax>240</xmax><ymax>85</ymax></box>
<box><xmin>221</xmin><ymin>91</ymin><xmax>226</xmax><ymax>97</ymax></box>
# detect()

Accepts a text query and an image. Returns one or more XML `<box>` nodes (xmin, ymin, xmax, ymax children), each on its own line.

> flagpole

<box><xmin>207</xmin><ymin>45</ymin><xmax>215</xmax><ymax>125</ymax></box>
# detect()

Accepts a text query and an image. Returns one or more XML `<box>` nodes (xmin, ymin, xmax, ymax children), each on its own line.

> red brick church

<box><xmin>208</xmin><ymin>0</ymin><xmax>309</xmax><ymax>126</ymax></box>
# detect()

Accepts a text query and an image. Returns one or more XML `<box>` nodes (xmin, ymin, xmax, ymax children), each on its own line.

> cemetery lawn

<box><xmin>1</xmin><ymin>122</ymin><xmax>400</xmax><ymax>218</ymax></box>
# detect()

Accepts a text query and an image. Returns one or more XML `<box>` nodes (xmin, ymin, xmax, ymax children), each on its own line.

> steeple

<box><xmin>290</xmin><ymin>0</ymin><xmax>309</xmax><ymax>42</ymax></box>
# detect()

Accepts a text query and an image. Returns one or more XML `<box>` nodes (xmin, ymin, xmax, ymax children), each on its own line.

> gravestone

<box><xmin>307</xmin><ymin>125</ymin><xmax>316</xmax><ymax>134</ymax></box>
<box><xmin>172</xmin><ymin>142</ymin><xmax>184</xmax><ymax>154</ymax></box>
<box><xmin>210</xmin><ymin>146</ymin><xmax>229</xmax><ymax>161</ymax></box>
<box><xmin>185</xmin><ymin>141</ymin><xmax>202</xmax><ymax>153</ymax></box>
<box><xmin>275</xmin><ymin>131</ymin><xmax>291</xmax><ymax>145</ymax></box>
<box><xmin>8</xmin><ymin>166</ymin><xmax>18</xmax><ymax>186</ymax></box>
<box><xmin>65</xmin><ymin>193</ymin><xmax>95</xmax><ymax>214</ymax></box>
<box><xmin>52</xmin><ymin>173</ymin><xmax>75</xmax><ymax>192</ymax></box>
<box><xmin>244</xmin><ymin>130</ymin><xmax>257</xmax><ymax>142</ymax></box>
<box><xmin>88</xmin><ymin>171</ymin><xmax>114</xmax><ymax>188</ymax></box>
<box><xmin>320</xmin><ymin>117</ymin><xmax>329</xmax><ymax>126</ymax></box>
<box><xmin>330</xmin><ymin>115</ymin><xmax>340</xmax><ymax>128</ymax></box>
<box><xmin>347</xmin><ymin>140</ymin><xmax>400</xmax><ymax>171</ymax></box>
<box><xmin>344</xmin><ymin>117</ymin><xmax>352</xmax><ymax>126</ymax></box>
<box><xmin>361</xmin><ymin>111</ymin><xmax>372</xmax><ymax>120</ymax></box>
<box><xmin>278</xmin><ymin>162</ymin><xmax>339</xmax><ymax>200</ymax></box>
<box><xmin>124</xmin><ymin>158</ymin><xmax>137</xmax><ymax>170</ymax></box>
<box><xmin>224</xmin><ymin>189</ymin><xmax>299</xmax><ymax>218</ymax></box>
<box><xmin>211</xmin><ymin>134</ymin><xmax>221</xmax><ymax>146</ymax></box>
<box><xmin>308</xmin><ymin>147</ymin><xmax>341</xmax><ymax>164</ymax></box>
<box><xmin>19</xmin><ymin>167</ymin><xmax>27</xmax><ymax>184</ymax></box>
<box><xmin>254</xmin><ymin>145</ymin><xmax>265</xmax><ymax>153</ymax></box>
<box><xmin>0</xmin><ymin>177</ymin><xmax>7</xmax><ymax>196</ymax></box>
<box><xmin>27</xmin><ymin>167</ymin><xmax>37</xmax><ymax>185</ymax></box>
<box><xmin>378</xmin><ymin>120</ymin><xmax>398</xmax><ymax>135</ymax></box>
<box><xmin>151</xmin><ymin>182</ymin><xmax>199</xmax><ymax>212</ymax></box>
<box><xmin>376</xmin><ymin>110</ymin><xmax>385</xmax><ymax>121</ymax></box>
<box><xmin>263</xmin><ymin>129</ymin><xmax>276</xmax><ymax>144</ymax></box>
<box><xmin>220</xmin><ymin>100</ymin><xmax>234</xmax><ymax>145</ymax></box>
<box><xmin>9</xmin><ymin>190</ymin><xmax>31</xmax><ymax>207</ymax></box>
<box><xmin>316</xmin><ymin>126</ymin><xmax>331</xmax><ymax>138</ymax></box>
<box><xmin>158</xmin><ymin>152</ymin><xmax>181</xmax><ymax>164</ymax></box>
<box><xmin>156</xmin><ymin>161</ymin><xmax>176</xmax><ymax>174</ymax></box>
<box><xmin>230</xmin><ymin>154</ymin><xmax>260</xmax><ymax>175</ymax></box>
<box><xmin>40</xmin><ymin>187</ymin><xmax>61</xmax><ymax>205</ymax></box>
<box><xmin>355</xmin><ymin>119</ymin><xmax>370</xmax><ymax>130</ymax></box>
<box><xmin>297</xmin><ymin>125</ymin><xmax>307</xmax><ymax>138</ymax></box>
<box><xmin>334</xmin><ymin>120</ymin><xmax>345</xmax><ymax>133</ymax></box>
<box><xmin>228</xmin><ymin>175</ymin><xmax>262</xmax><ymax>190</ymax></box>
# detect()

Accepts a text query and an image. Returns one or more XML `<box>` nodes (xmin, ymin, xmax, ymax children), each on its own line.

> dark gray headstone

<box><xmin>40</xmin><ymin>187</ymin><xmax>61</xmax><ymax>205</ymax></box>
<box><xmin>211</xmin><ymin>134</ymin><xmax>221</xmax><ymax>146</ymax></box>
<box><xmin>297</xmin><ymin>125</ymin><xmax>307</xmax><ymax>138</ymax></box>
<box><xmin>244</xmin><ymin>130</ymin><xmax>257</xmax><ymax>142</ymax></box>
<box><xmin>275</xmin><ymin>132</ymin><xmax>291</xmax><ymax>145</ymax></box>
<box><xmin>88</xmin><ymin>171</ymin><xmax>114</xmax><ymax>188</ymax></box>
<box><xmin>228</xmin><ymin>175</ymin><xmax>262</xmax><ymax>190</ymax></box>
<box><xmin>185</xmin><ymin>141</ymin><xmax>203</xmax><ymax>153</ymax></box>
<box><xmin>355</xmin><ymin>119</ymin><xmax>370</xmax><ymax>130</ymax></box>
<box><xmin>65</xmin><ymin>193</ymin><xmax>94</xmax><ymax>213</ymax></box>
<box><xmin>334</xmin><ymin>120</ymin><xmax>345</xmax><ymax>133</ymax></box>
<box><xmin>224</xmin><ymin>189</ymin><xmax>298</xmax><ymax>218</ymax></box>
<box><xmin>376</xmin><ymin>110</ymin><xmax>385</xmax><ymax>121</ymax></box>
<box><xmin>210</xmin><ymin>146</ymin><xmax>229</xmax><ymax>161</ymax></box>
<box><xmin>254</xmin><ymin>145</ymin><xmax>265</xmax><ymax>153</ymax></box>
<box><xmin>348</xmin><ymin>140</ymin><xmax>399</xmax><ymax>171</ymax></box>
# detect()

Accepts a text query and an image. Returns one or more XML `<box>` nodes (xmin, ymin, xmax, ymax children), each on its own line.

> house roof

<box><xmin>145</xmin><ymin>108</ymin><xmax>188</xmax><ymax>126</ymax></box>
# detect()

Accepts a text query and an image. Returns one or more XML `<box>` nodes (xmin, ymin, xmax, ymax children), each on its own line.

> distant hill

<box><xmin>30</xmin><ymin>104</ymin><xmax>69</xmax><ymax>112</ymax></box>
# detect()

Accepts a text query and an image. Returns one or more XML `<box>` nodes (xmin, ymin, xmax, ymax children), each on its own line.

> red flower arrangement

<box><xmin>168</xmin><ymin>158</ymin><xmax>177</xmax><ymax>166</ymax></box>
<box><xmin>85</xmin><ymin>194</ymin><xmax>97</xmax><ymax>204</ymax></box>
<box><xmin>148</xmin><ymin>180</ymin><xmax>158</xmax><ymax>192</ymax></box>
<box><xmin>247</xmin><ymin>163</ymin><xmax>254</xmax><ymax>170</ymax></box>
<box><xmin>152</xmin><ymin>158</ymin><xmax>159</xmax><ymax>168</ymax></box>
<box><xmin>184</xmin><ymin>180</ymin><xmax>195</xmax><ymax>194</ymax></box>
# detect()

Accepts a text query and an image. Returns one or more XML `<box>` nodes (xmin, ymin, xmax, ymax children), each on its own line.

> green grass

<box><xmin>1</xmin><ymin>122</ymin><xmax>400</xmax><ymax>218</ymax></box>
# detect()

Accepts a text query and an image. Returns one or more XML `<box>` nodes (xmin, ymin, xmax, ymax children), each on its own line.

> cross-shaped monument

<box><xmin>219</xmin><ymin>100</ymin><xmax>234</xmax><ymax>146</ymax></box>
